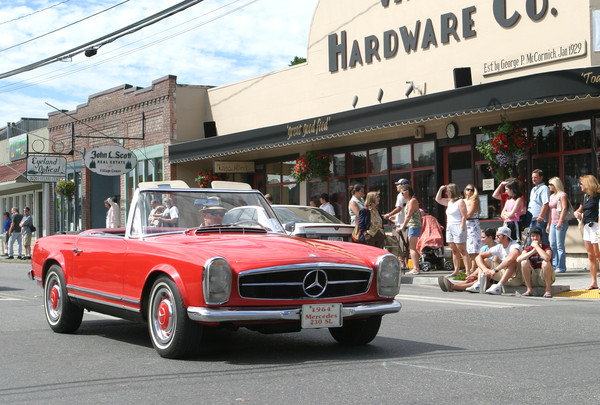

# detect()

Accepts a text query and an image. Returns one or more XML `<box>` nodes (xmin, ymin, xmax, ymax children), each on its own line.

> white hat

<box><xmin>496</xmin><ymin>226</ymin><xmax>512</xmax><ymax>240</ymax></box>
<box><xmin>395</xmin><ymin>178</ymin><xmax>409</xmax><ymax>185</ymax></box>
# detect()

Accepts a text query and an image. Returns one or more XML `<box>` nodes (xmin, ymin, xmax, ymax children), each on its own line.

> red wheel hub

<box><xmin>157</xmin><ymin>300</ymin><xmax>171</xmax><ymax>331</ymax></box>
<box><xmin>50</xmin><ymin>286</ymin><xmax>59</xmax><ymax>310</ymax></box>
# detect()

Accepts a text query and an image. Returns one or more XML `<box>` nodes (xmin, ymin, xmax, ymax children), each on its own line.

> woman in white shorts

<box><xmin>436</xmin><ymin>183</ymin><xmax>470</xmax><ymax>276</ymax></box>
<box><xmin>574</xmin><ymin>174</ymin><xmax>600</xmax><ymax>290</ymax></box>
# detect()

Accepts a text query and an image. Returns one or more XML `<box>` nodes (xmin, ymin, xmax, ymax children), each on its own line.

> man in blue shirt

<box><xmin>2</xmin><ymin>212</ymin><xmax>10</xmax><ymax>256</ymax></box>
<box><xmin>528</xmin><ymin>169</ymin><xmax>550</xmax><ymax>245</ymax></box>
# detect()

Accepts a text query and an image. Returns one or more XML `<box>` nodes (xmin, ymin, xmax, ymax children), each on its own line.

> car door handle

<box><xmin>71</xmin><ymin>248</ymin><xmax>83</xmax><ymax>256</ymax></box>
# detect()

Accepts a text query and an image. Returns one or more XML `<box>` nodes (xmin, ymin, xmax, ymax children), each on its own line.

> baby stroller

<box><xmin>416</xmin><ymin>214</ymin><xmax>454</xmax><ymax>272</ymax></box>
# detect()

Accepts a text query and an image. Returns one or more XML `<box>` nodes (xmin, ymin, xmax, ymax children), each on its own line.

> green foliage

<box><xmin>289</xmin><ymin>56</ymin><xmax>306</xmax><ymax>66</ymax></box>
<box><xmin>55</xmin><ymin>180</ymin><xmax>75</xmax><ymax>200</ymax></box>
<box><xmin>291</xmin><ymin>151</ymin><xmax>331</xmax><ymax>183</ymax></box>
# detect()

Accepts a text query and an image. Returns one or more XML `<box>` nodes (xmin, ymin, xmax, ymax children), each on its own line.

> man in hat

<box><xmin>471</xmin><ymin>225</ymin><xmax>522</xmax><ymax>295</ymax></box>
<box><xmin>383</xmin><ymin>178</ymin><xmax>410</xmax><ymax>244</ymax></box>
<box><xmin>518</xmin><ymin>227</ymin><xmax>554</xmax><ymax>297</ymax></box>
<box><xmin>199</xmin><ymin>198</ymin><xmax>227</xmax><ymax>227</ymax></box>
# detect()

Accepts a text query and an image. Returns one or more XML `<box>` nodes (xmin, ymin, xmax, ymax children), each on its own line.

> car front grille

<box><xmin>238</xmin><ymin>263</ymin><xmax>373</xmax><ymax>300</ymax></box>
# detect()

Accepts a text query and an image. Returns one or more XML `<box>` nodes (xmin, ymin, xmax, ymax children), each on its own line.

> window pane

<box><xmin>308</xmin><ymin>181</ymin><xmax>327</xmax><ymax>206</ymax></box>
<box><xmin>563</xmin><ymin>119</ymin><xmax>591</xmax><ymax>151</ymax></box>
<box><xmin>329</xmin><ymin>178</ymin><xmax>347</xmax><ymax>221</ymax></box>
<box><xmin>391</xmin><ymin>144</ymin><xmax>411</xmax><ymax>170</ymax></box>
<box><xmin>266</xmin><ymin>185</ymin><xmax>281</xmax><ymax>204</ymax></box>
<box><xmin>413</xmin><ymin>170</ymin><xmax>436</xmax><ymax>215</ymax></box>
<box><xmin>368</xmin><ymin>148</ymin><xmax>387</xmax><ymax>173</ymax></box>
<box><xmin>532</xmin><ymin>156</ymin><xmax>559</xmax><ymax>182</ymax></box>
<box><xmin>448</xmin><ymin>151</ymin><xmax>472</xmax><ymax>189</ymax></box>
<box><xmin>266</xmin><ymin>162</ymin><xmax>281</xmax><ymax>184</ymax></box>
<box><xmin>414</xmin><ymin>141</ymin><xmax>435</xmax><ymax>167</ymax></box>
<box><xmin>281</xmin><ymin>183</ymin><xmax>299</xmax><ymax>205</ymax></box>
<box><xmin>146</xmin><ymin>159</ymin><xmax>155</xmax><ymax>183</ymax></box>
<box><xmin>367</xmin><ymin>174</ymin><xmax>389</xmax><ymax>215</ymax></box>
<box><xmin>564</xmin><ymin>154</ymin><xmax>592</xmax><ymax>205</ymax></box>
<box><xmin>532</xmin><ymin>124</ymin><xmax>559</xmax><ymax>154</ymax></box>
<box><xmin>282</xmin><ymin>160</ymin><xmax>295</xmax><ymax>184</ymax></box>
<box><xmin>349</xmin><ymin>151</ymin><xmax>367</xmax><ymax>175</ymax></box>
<box><xmin>475</xmin><ymin>163</ymin><xmax>500</xmax><ymax>219</ymax></box>
<box><xmin>332</xmin><ymin>153</ymin><xmax>345</xmax><ymax>177</ymax></box>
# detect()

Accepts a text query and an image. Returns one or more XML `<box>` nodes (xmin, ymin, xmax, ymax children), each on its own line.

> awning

<box><xmin>169</xmin><ymin>66</ymin><xmax>600</xmax><ymax>163</ymax></box>
<box><xmin>0</xmin><ymin>160</ymin><xmax>29</xmax><ymax>192</ymax></box>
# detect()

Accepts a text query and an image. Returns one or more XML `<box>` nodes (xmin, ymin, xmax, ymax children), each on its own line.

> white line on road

<box><xmin>396</xmin><ymin>294</ymin><xmax>538</xmax><ymax>308</ymax></box>
<box><xmin>384</xmin><ymin>361</ymin><xmax>495</xmax><ymax>379</ymax></box>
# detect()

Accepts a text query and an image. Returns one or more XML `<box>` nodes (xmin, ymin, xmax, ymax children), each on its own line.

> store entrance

<box><xmin>443</xmin><ymin>145</ymin><xmax>473</xmax><ymax>189</ymax></box>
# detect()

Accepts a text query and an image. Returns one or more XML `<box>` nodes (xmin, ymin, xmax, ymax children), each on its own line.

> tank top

<box><xmin>349</xmin><ymin>195</ymin><xmax>364</xmax><ymax>225</ymax></box>
<box><xmin>503</xmin><ymin>198</ymin><xmax>521</xmax><ymax>222</ymax></box>
<box><xmin>405</xmin><ymin>201</ymin><xmax>422</xmax><ymax>228</ymax></box>
<box><xmin>549</xmin><ymin>192</ymin><xmax>566</xmax><ymax>224</ymax></box>
<box><xmin>582</xmin><ymin>194</ymin><xmax>600</xmax><ymax>225</ymax></box>
<box><xmin>445</xmin><ymin>199</ymin><xmax>463</xmax><ymax>224</ymax></box>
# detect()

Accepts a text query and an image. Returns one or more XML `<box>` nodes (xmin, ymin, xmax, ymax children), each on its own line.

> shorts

<box><xmin>583</xmin><ymin>222</ymin><xmax>598</xmax><ymax>243</ymax></box>
<box><xmin>407</xmin><ymin>227</ymin><xmax>422</xmax><ymax>238</ymax></box>
<box><xmin>446</xmin><ymin>223</ymin><xmax>467</xmax><ymax>244</ymax></box>
<box><xmin>22</xmin><ymin>233</ymin><xmax>32</xmax><ymax>247</ymax></box>
<box><xmin>492</xmin><ymin>265</ymin><xmax>523</xmax><ymax>286</ymax></box>
<box><xmin>531</xmin><ymin>267</ymin><xmax>556</xmax><ymax>287</ymax></box>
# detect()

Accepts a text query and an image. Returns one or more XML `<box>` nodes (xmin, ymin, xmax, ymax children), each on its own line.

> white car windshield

<box><xmin>132</xmin><ymin>189</ymin><xmax>285</xmax><ymax>236</ymax></box>
<box><xmin>273</xmin><ymin>206</ymin><xmax>343</xmax><ymax>224</ymax></box>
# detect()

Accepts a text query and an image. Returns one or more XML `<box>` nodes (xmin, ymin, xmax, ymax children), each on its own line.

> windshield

<box><xmin>273</xmin><ymin>206</ymin><xmax>343</xmax><ymax>224</ymax></box>
<box><xmin>131</xmin><ymin>189</ymin><xmax>285</xmax><ymax>236</ymax></box>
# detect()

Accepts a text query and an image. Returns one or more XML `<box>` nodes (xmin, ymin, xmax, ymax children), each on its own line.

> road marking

<box><xmin>0</xmin><ymin>296</ymin><xmax>21</xmax><ymax>301</ymax></box>
<box><xmin>396</xmin><ymin>294</ymin><xmax>537</xmax><ymax>308</ymax></box>
<box><xmin>384</xmin><ymin>361</ymin><xmax>494</xmax><ymax>379</ymax></box>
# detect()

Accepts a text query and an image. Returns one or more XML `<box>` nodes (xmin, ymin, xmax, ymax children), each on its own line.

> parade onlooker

<box><xmin>518</xmin><ymin>227</ymin><xmax>554</xmax><ymax>298</ymax></box>
<box><xmin>7</xmin><ymin>207</ymin><xmax>23</xmax><ymax>260</ymax></box>
<box><xmin>383</xmin><ymin>178</ymin><xmax>410</xmax><ymax>245</ymax></box>
<box><xmin>435</xmin><ymin>183</ymin><xmax>470</xmax><ymax>276</ymax></box>
<box><xmin>527</xmin><ymin>169</ymin><xmax>550</xmax><ymax>244</ymax></box>
<box><xmin>478</xmin><ymin>226</ymin><xmax>523</xmax><ymax>295</ymax></box>
<box><xmin>357</xmin><ymin>191</ymin><xmax>385</xmax><ymax>248</ymax></box>
<box><xmin>20</xmin><ymin>207</ymin><xmax>33</xmax><ymax>260</ymax></box>
<box><xmin>500</xmin><ymin>181</ymin><xmax>525</xmax><ymax>242</ymax></box>
<box><xmin>158</xmin><ymin>197</ymin><xmax>179</xmax><ymax>227</ymax></box>
<box><xmin>439</xmin><ymin>228</ymin><xmax>499</xmax><ymax>292</ymax></box>
<box><xmin>399</xmin><ymin>186</ymin><xmax>422</xmax><ymax>275</ymax></box>
<box><xmin>264</xmin><ymin>193</ymin><xmax>274</xmax><ymax>204</ymax></box>
<box><xmin>464</xmin><ymin>184</ymin><xmax>482</xmax><ymax>271</ymax></box>
<box><xmin>348</xmin><ymin>184</ymin><xmax>365</xmax><ymax>226</ymax></box>
<box><xmin>2</xmin><ymin>212</ymin><xmax>10</xmax><ymax>256</ymax></box>
<box><xmin>574</xmin><ymin>174</ymin><xmax>600</xmax><ymax>290</ymax></box>
<box><xmin>547</xmin><ymin>177</ymin><xmax>569</xmax><ymax>273</ymax></box>
<box><xmin>319</xmin><ymin>193</ymin><xmax>336</xmax><ymax>216</ymax></box>
<box><xmin>105</xmin><ymin>196</ymin><xmax>120</xmax><ymax>228</ymax></box>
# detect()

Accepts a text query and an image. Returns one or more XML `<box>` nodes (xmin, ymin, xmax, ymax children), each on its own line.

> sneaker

<box><xmin>437</xmin><ymin>276</ymin><xmax>448</xmax><ymax>292</ymax></box>
<box><xmin>6</xmin><ymin>256</ymin><xmax>14</xmax><ymax>259</ymax></box>
<box><xmin>486</xmin><ymin>283</ymin><xmax>503</xmax><ymax>295</ymax></box>
<box><xmin>466</xmin><ymin>282</ymin><xmax>480</xmax><ymax>293</ymax></box>
<box><xmin>17</xmin><ymin>256</ymin><xmax>23</xmax><ymax>260</ymax></box>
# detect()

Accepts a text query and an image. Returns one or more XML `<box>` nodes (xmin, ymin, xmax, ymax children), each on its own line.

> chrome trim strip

<box><xmin>187</xmin><ymin>300</ymin><xmax>401</xmax><ymax>323</ymax></box>
<box><xmin>67</xmin><ymin>285</ymin><xmax>140</xmax><ymax>305</ymax></box>
<box><xmin>68</xmin><ymin>292</ymin><xmax>141</xmax><ymax>313</ymax></box>
<box><xmin>239</xmin><ymin>262</ymin><xmax>372</xmax><ymax>275</ymax></box>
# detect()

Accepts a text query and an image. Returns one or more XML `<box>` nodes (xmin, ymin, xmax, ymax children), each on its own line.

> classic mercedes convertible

<box><xmin>29</xmin><ymin>182</ymin><xmax>401</xmax><ymax>358</ymax></box>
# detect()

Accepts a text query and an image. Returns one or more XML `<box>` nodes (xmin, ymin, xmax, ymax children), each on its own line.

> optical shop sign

<box><xmin>26</xmin><ymin>156</ymin><xmax>67</xmax><ymax>182</ymax></box>
<box><xmin>84</xmin><ymin>145</ymin><xmax>137</xmax><ymax>176</ymax></box>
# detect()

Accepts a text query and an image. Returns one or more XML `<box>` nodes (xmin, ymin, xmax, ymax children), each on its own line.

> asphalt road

<box><xmin>1</xmin><ymin>261</ymin><xmax>599</xmax><ymax>404</ymax></box>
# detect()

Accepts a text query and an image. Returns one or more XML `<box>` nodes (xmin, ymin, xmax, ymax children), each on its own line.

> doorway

<box><xmin>443</xmin><ymin>145</ymin><xmax>473</xmax><ymax>189</ymax></box>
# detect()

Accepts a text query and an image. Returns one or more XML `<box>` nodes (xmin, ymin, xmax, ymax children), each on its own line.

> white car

<box><xmin>273</xmin><ymin>205</ymin><xmax>355</xmax><ymax>242</ymax></box>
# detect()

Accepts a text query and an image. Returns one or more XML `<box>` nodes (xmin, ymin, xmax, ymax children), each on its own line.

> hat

<box><xmin>529</xmin><ymin>226</ymin><xmax>543</xmax><ymax>236</ymax></box>
<box><xmin>496</xmin><ymin>226</ymin><xmax>512</xmax><ymax>240</ymax></box>
<box><xmin>395</xmin><ymin>178</ymin><xmax>409</xmax><ymax>185</ymax></box>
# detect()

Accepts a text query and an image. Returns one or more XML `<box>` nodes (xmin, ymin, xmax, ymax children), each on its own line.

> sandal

<box><xmin>521</xmin><ymin>291</ymin><xmax>533</xmax><ymax>297</ymax></box>
<box><xmin>406</xmin><ymin>269</ymin><xmax>420</xmax><ymax>275</ymax></box>
<box><xmin>543</xmin><ymin>292</ymin><xmax>552</xmax><ymax>298</ymax></box>
<box><xmin>585</xmin><ymin>285</ymin><xmax>598</xmax><ymax>290</ymax></box>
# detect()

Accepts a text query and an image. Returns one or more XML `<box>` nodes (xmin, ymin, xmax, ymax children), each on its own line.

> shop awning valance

<box><xmin>169</xmin><ymin>66</ymin><xmax>600</xmax><ymax>163</ymax></box>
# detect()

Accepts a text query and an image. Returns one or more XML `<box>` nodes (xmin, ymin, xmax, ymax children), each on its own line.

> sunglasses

<box><xmin>465</xmin><ymin>188</ymin><xmax>473</xmax><ymax>191</ymax></box>
<box><xmin>206</xmin><ymin>211</ymin><xmax>224</xmax><ymax>217</ymax></box>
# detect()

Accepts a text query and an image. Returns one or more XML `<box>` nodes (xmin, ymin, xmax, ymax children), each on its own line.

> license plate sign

<box><xmin>328</xmin><ymin>236</ymin><xmax>343</xmax><ymax>241</ymax></box>
<box><xmin>301</xmin><ymin>303</ymin><xmax>342</xmax><ymax>328</ymax></box>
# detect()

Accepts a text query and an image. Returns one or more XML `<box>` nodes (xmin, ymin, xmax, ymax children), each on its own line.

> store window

<box><xmin>124</xmin><ymin>145</ymin><xmax>164</xmax><ymax>217</ymax></box>
<box><xmin>308</xmin><ymin>153</ymin><xmax>347</xmax><ymax>221</ymax></box>
<box><xmin>266</xmin><ymin>161</ymin><xmax>299</xmax><ymax>205</ymax></box>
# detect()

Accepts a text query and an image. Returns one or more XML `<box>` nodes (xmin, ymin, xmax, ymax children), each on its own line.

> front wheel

<box><xmin>329</xmin><ymin>316</ymin><xmax>382</xmax><ymax>345</ymax></box>
<box><xmin>44</xmin><ymin>264</ymin><xmax>83</xmax><ymax>333</ymax></box>
<box><xmin>148</xmin><ymin>276</ymin><xmax>202</xmax><ymax>359</ymax></box>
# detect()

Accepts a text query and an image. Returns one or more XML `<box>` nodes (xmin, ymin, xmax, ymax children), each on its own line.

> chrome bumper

<box><xmin>187</xmin><ymin>300</ymin><xmax>401</xmax><ymax>323</ymax></box>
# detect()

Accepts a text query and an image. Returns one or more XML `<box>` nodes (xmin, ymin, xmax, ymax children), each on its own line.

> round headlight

<box><xmin>377</xmin><ymin>254</ymin><xmax>400</xmax><ymax>297</ymax></box>
<box><xmin>203</xmin><ymin>257</ymin><xmax>232</xmax><ymax>304</ymax></box>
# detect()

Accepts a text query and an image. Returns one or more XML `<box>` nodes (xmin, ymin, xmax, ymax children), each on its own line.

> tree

<box><xmin>289</xmin><ymin>56</ymin><xmax>306</xmax><ymax>66</ymax></box>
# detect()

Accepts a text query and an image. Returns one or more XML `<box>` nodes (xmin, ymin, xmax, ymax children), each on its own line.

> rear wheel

<box><xmin>419</xmin><ymin>261</ymin><xmax>432</xmax><ymax>272</ymax></box>
<box><xmin>329</xmin><ymin>316</ymin><xmax>382</xmax><ymax>345</ymax></box>
<box><xmin>44</xmin><ymin>264</ymin><xmax>83</xmax><ymax>333</ymax></box>
<box><xmin>148</xmin><ymin>276</ymin><xmax>202</xmax><ymax>359</ymax></box>
<box><xmin>444</xmin><ymin>261</ymin><xmax>455</xmax><ymax>271</ymax></box>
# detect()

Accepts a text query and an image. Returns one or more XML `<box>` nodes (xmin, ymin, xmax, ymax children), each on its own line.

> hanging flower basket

<box><xmin>291</xmin><ymin>151</ymin><xmax>332</xmax><ymax>183</ymax></box>
<box><xmin>195</xmin><ymin>169</ymin><xmax>227</xmax><ymax>188</ymax></box>
<box><xmin>55</xmin><ymin>180</ymin><xmax>75</xmax><ymax>200</ymax></box>
<box><xmin>476</xmin><ymin>118</ymin><xmax>532</xmax><ymax>182</ymax></box>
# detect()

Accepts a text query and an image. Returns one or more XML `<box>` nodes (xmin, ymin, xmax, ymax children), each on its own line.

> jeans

<box><xmin>529</xmin><ymin>218</ymin><xmax>549</xmax><ymax>245</ymax></box>
<box><xmin>549</xmin><ymin>222</ymin><xmax>568</xmax><ymax>271</ymax></box>
<box><xmin>8</xmin><ymin>232</ymin><xmax>22</xmax><ymax>257</ymax></box>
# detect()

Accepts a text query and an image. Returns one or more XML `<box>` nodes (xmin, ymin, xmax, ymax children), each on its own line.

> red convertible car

<box><xmin>29</xmin><ymin>182</ymin><xmax>401</xmax><ymax>358</ymax></box>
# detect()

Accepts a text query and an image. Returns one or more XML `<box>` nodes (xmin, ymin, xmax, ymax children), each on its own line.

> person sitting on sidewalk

<box><xmin>438</xmin><ymin>228</ymin><xmax>499</xmax><ymax>292</ymax></box>
<box><xmin>518</xmin><ymin>226</ymin><xmax>555</xmax><ymax>298</ymax></box>
<box><xmin>476</xmin><ymin>226</ymin><xmax>523</xmax><ymax>295</ymax></box>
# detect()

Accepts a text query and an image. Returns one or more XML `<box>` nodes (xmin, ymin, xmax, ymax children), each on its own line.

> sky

<box><xmin>0</xmin><ymin>0</ymin><xmax>319</xmax><ymax>127</ymax></box>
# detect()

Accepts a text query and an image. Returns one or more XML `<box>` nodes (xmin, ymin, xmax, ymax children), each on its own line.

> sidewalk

<box><xmin>401</xmin><ymin>267</ymin><xmax>600</xmax><ymax>298</ymax></box>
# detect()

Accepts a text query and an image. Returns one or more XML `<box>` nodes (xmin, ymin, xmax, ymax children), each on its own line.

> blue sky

<box><xmin>0</xmin><ymin>0</ymin><xmax>318</xmax><ymax>126</ymax></box>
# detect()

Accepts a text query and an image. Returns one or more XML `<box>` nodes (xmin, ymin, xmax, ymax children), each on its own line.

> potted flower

<box><xmin>476</xmin><ymin>119</ymin><xmax>532</xmax><ymax>182</ymax></box>
<box><xmin>291</xmin><ymin>151</ymin><xmax>332</xmax><ymax>183</ymax></box>
<box><xmin>55</xmin><ymin>180</ymin><xmax>76</xmax><ymax>200</ymax></box>
<box><xmin>195</xmin><ymin>169</ymin><xmax>227</xmax><ymax>188</ymax></box>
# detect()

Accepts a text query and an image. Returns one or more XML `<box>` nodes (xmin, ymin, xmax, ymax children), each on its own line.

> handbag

<box><xmin>351</xmin><ymin>223</ymin><xmax>360</xmax><ymax>242</ymax></box>
<box><xmin>30</xmin><ymin>224</ymin><xmax>36</xmax><ymax>232</ymax></box>
<box><xmin>556</xmin><ymin>197</ymin><xmax>574</xmax><ymax>221</ymax></box>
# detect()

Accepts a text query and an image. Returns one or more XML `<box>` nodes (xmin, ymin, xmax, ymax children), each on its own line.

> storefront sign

<box><xmin>214</xmin><ymin>161</ymin><xmax>255</xmax><ymax>173</ymax></box>
<box><xmin>483</xmin><ymin>40</ymin><xmax>587</xmax><ymax>76</ymax></box>
<box><xmin>9</xmin><ymin>134</ymin><xmax>27</xmax><ymax>161</ymax></box>
<box><xmin>26</xmin><ymin>156</ymin><xmax>67</xmax><ymax>182</ymax></box>
<box><xmin>287</xmin><ymin>116</ymin><xmax>331</xmax><ymax>141</ymax></box>
<box><xmin>84</xmin><ymin>145</ymin><xmax>137</xmax><ymax>176</ymax></box>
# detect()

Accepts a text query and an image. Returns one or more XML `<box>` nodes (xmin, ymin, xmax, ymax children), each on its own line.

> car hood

<box><xmin>152</xmin><ymin>232</ymin><xmax>377</xmax><ymax>271</ymax></box>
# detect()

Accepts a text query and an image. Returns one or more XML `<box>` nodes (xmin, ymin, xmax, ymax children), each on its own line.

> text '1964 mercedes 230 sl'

<box><xmin>29</xmin><ymin>181</ymin><xmax>401</xmax><ymax>358</ymax></box>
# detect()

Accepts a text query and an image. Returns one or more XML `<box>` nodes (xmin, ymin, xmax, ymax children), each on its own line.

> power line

<box><xmin>0</xmin><ymin>0</ymin><xmax>71</xmax><ymax>26</ymax></box>
<box><xmin>0</xmin><ymin>0</ymin><xmax>205</xmax><ymax>80</ymax></box>
<box><xmin>0</xmin><ymin>0</ymin><xmax>131</xmax><ymax>54</ymax></box>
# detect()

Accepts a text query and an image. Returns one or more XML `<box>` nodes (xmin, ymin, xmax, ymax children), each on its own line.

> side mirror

<box><xmin>284</xmin><ymin>222</ymin><xmax>295</xmax><ymax>232</ymax></box>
